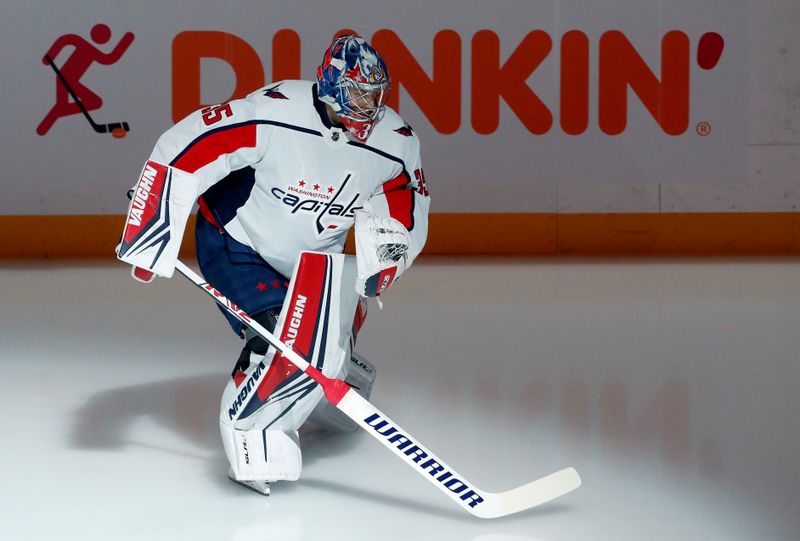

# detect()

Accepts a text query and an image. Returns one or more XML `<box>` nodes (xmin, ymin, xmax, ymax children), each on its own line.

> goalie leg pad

<box><xmin>220</xmin><ymin>252</ymin><xmax>361</xmax><ymax>433</ymax></box>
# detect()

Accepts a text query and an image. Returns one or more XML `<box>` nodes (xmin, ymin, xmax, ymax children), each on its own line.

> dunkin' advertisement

<box><xmin>2</xmin><ymin>0</ymin><xmax>748</xmax><ymax>215</ymax></box>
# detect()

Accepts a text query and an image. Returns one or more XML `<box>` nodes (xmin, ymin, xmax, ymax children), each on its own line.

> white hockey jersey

<box><xmin>137</xmin><ymin>80</ymin><xmax>430</xmax><ymax>279</ymax></box>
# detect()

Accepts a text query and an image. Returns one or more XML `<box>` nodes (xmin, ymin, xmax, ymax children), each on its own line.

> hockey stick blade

<box><xmin>336</xmin><ymin>390</ymin><xmax>582</xmax><ymax>518</ymax></box>
<box><xmin>107</xmin><ymin>122</ymin><xmax>130</xmax><ymax>133</ymax></box>
<box><xmin>174</xmin><ymin>260</ymin><xmax>581</xmax><ymax>518</ymax></box>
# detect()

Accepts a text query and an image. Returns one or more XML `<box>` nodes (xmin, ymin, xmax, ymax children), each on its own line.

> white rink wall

<box><xmin>1</xmin><ymin>0</ymin><xmax>797</xmax><ymax>216</ymax></box>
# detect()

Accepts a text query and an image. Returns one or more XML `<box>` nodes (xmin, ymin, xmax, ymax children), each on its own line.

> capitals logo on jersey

<box><xmin>270</xmin><ymin>172</ymin><xmax>362</xmax><ymax>234</ymax></box>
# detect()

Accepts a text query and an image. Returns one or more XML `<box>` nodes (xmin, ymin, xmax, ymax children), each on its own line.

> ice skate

<box><xmin>221</xmin><ymin>425</ymin><xmax>301</xmax><ymax>496</ymax></box>
<box><xmin>227</xmin><ymin>468</ymin><xmax>270</xmax><ymax>496</ymax></box>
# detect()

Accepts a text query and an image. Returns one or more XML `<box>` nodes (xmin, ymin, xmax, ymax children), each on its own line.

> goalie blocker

<box><xmin>117</xmin><ymin>160</ymin><xmax>201</xmax><ymax>279</ymax></box>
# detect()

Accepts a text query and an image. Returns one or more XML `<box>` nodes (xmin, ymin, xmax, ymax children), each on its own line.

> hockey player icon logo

<box><xmin>37</xmin><ymin>24</ymin><xmax>134</xmax><ymax>137</ymax></box>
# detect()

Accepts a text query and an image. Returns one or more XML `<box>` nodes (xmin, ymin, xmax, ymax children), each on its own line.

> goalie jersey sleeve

<box><xmin>118</xmin><ymin>95</ymin><xmax>268</xmax><ymax>276</ymax></box>
<box><xmin>149</xmin><ymin>98</ymin><xmax>268</xmax><ymax>193</ymax></box>
<box><xmin>362</xmin><ymin>126</ymin><xmax>430</xmax><ymax>266</ymax></box>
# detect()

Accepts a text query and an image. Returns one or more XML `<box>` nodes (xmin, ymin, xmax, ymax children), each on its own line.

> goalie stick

<box><xmin>174</xmin><ymin>259</ymin><xmax>581</xmax><ymax>518</ymax></box>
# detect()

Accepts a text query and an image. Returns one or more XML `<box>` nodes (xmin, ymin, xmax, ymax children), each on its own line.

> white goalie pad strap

<box><xmin>220</xmin><ymin>252</ymin><xmax>361</xmax><ymax>433</ymax></box>
<box><xmin>220</xmin><ymin>424</ymin><xmax>301</xmax><ymax>482</ymax></box>
<box><xmin>354</xmin><ymin>210</ymin><xmax>410</xmax><ymax>297</ymax></box>
<box><xmin>117</xmin><ymin>160</ymin><xmax>201</xmax><ymax>278</ymax></box>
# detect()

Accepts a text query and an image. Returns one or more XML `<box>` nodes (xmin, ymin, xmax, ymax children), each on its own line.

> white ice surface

<box><xmin>0</xmin><ymin>258</ymin><xmax>798</xmax><ymax>540</ymax></box>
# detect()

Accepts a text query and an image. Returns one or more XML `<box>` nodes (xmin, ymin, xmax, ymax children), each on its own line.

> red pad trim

<box><xmin>352</xmin><ymin>297</ymin><xmax>368</xmax><ymax>339</ymax></box>
<box><xmin>382</xmin><ymin>173</ymin><xmax>414</xmax><ymax>230</ymax></box>
<box><xmin>123</xmin><ymin>161</ymin><xmax>168</xmax><ymax>244</ymax></box>
<box><xmin>376</xmin><ymin>266</ymin><xmax>398</xmax><ymax>295</ymax></box>
<box><xmin>256</xmin><ymin>253</ymin><xmax>328</xmax><ymax>401</ymax></box>
<box><xmin>132</xmin><ymin>266</ymin><xmax>155</xmax><ymax>282</ymax></box>
<box><xmin>172</xmin><ymin>124</ymin><xmax>257</xmax><ymax>174</ymax></box>
<box><xmin>233</xmin><ymin>369</ymin><xmax>247</xmax><ymax>388</ymax></box>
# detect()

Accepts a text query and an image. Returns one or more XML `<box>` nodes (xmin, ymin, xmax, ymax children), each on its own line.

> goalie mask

<box><xmin>316</xmin><ymin>35</ymin><xmax>391</xmax><ymax>142</ymax></box>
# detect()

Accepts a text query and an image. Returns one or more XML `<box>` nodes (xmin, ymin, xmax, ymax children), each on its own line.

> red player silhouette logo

<box><xmin>38</xmin><ymin>24</ymin><xmax>135</xmax><ymax>137</ymax></box>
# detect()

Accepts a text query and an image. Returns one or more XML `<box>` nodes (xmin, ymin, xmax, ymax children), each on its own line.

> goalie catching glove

<box><xmin>117</xmin><ymin>160</ymin><xmax>201</xmax><ymax>280</ymax></box>
<box><xmin>354</xmin><ymin>210</ymin><xmax>410</xmax><ymax>297</ymax></box>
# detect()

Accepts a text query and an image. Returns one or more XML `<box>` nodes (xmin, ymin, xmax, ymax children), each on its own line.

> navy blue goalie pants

<box><xmin>195</xmin><ymin>212</ymin><xmax>289</xmax><ymax>337</ymax></box>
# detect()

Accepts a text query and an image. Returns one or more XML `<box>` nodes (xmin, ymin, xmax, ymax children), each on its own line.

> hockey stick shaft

<box><xmin>44</xmin><ymin>55</ymin><xmax>106</xmax><ymax>133</ymax></box>
<box><xmin>174</xmin><ymin>260</ymin><xmax>580</xmax><ymax>518</ymax></box>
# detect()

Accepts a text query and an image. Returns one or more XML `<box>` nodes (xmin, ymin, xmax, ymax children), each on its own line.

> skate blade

<box><xmin>229</xmin><ymin>477</ymin><xmax>271</xmax><ymax>496</ymax></box>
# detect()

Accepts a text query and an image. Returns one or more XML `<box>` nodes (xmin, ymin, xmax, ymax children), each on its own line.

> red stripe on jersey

<box><xmin>382</xmin><ymin>173</ymin><xmax>414</xmax><ymax>230</ymax></box>
<box><xmin>172</xmin><ymin>124</ymin><xmax>257</xmax><ymax>174</ymax></box>
<box><xmin>197</xmin><ymin>196</ymin><xmax>222</xmax><ymax>230</ymax></box>
<box><xmin>256</xmin><ymin>253</ymin><xmax>328</xmax><ymax>401</ymax></box>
